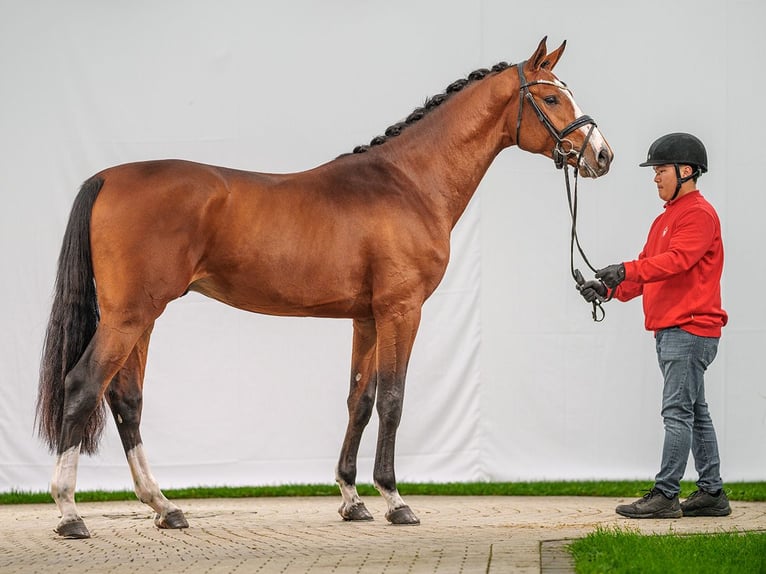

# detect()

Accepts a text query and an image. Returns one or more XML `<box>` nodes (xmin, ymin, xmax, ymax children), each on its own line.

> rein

<box><xmin>515</xmin><ymin>62</ymin><xmax>608</xmax><ymax>322</ymax></box>
<box><xmin>564</xmin><ymin>164</ymin><xmax>608</xmax><ymax>322</ymax></box>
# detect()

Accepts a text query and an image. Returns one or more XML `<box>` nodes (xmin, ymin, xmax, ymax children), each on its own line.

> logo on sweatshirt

<box><xmin>662</xmin><ymin>226</ymin><xmax>668</xmax><ymax>237</ymax></box>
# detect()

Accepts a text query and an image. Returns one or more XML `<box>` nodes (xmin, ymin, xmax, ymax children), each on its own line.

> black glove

<box><xmin>596</xmin><ymin>263</ymin><xmax>625</xmax><ymax>289</ymax></box>
<box><xmin>577</xmin><ymin>279</ymin><xmax>607</xmax><ymax>303</ymax></box>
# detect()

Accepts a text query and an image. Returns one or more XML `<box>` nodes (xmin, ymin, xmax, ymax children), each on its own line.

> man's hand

<box><xmin>576</xmin><ymin>279</ymin><xmax>607</xmax><ymax>303</ymax></box>
<box><xmin>596</xmin><ymin>263</ymin><xmax>625</xmax><ymax>289</ymax></box>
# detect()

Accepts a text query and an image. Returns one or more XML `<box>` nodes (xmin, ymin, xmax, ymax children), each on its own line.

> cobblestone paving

<box><xmin>1</xmin><ymin>496</ymin><xmax>764</xmax><ymax>573</ymax></box>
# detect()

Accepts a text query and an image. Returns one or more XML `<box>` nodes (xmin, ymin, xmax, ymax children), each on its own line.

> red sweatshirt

<box><xmin>613</xmin><ymin>190</ymin><xmax>727</xmax><ymax>337</ymax></box>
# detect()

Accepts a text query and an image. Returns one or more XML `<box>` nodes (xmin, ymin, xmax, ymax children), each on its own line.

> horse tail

<box><xmin>37</xmin><ymin>176</ymin><xmax>106</xmax><ymax>455</ymax></box>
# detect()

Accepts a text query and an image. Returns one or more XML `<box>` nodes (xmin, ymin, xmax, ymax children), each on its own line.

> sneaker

<box><xmin>615</xmin><ymin>488</ymin><xmax>682</xmax><ymax>519</ymax></box>
<box><xmin>681</xmin><ymin>489</ymin><xmax>732</xmax><ymax>517</ymax></box>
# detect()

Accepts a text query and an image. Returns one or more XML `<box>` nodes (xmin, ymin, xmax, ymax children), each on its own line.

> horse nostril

<box><xmin>598</xmin><ymin>147</ymin><xmax>612</xmax><ymax>169</ymax></box>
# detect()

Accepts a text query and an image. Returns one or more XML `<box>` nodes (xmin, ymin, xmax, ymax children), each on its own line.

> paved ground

<box><xmin>1</xmin><ymin>496</ymin><xmax>764</xmax><ymax>573</ymax></box>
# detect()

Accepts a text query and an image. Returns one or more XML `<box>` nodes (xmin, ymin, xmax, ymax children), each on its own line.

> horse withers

<box><xmin>37</xmin><ymin>37</ymin><xmax>612</xmax><ymax>538</ymax></box>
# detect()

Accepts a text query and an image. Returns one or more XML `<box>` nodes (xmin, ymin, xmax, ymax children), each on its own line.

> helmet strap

<box><xmin>671</xmin><ymin>164</ymin><xmax>701</xmax><ymax>201</ymax></box>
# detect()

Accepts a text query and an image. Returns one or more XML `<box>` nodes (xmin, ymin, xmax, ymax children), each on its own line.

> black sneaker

<box><xmin>615</xmin><ymin>488</ymin><xmax>682</xmax><ymax>519</ymax></box>
<box><xmin>681</xmin><ymin>489</ymin><xmax>732</xmax><ymax>517</ymax></box>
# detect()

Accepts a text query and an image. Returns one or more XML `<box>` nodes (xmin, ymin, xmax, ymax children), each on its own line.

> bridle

<box><xmin>515</xmin><ymin>61</ymin><xmax>608</xmax><ymax>322</ymax></box>
<box><xmin>515</xmin><ymin>61</ymin><xmax>597</xmax><ymax>171</ymax></box>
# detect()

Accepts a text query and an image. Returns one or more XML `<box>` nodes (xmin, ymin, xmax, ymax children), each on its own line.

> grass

<box><xmin>569</xmin><ymin>526</ymin><xmax>766</xmax><ymax>573</ymax></box>
<box><xmin>2</xmin><ymin>480</ymin><xmax>765</xmax><ymax>504</ymax></box>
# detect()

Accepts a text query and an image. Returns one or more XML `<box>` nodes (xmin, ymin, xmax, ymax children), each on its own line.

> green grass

<box><xmin>569</xmin><ymin>526</ymin><xmax>766</xmax><ymax>573</ymax></box>
<box><xmin>2</xmin><ymin>480</ymin><xmax>765</xmax><ymax>504</ymax></box>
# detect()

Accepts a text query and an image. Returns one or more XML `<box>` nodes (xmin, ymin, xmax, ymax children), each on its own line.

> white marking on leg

<box><xmin>126</xmin><ymin>444</ymin><xmax>180</xmax><ymax>518</ymax></box>
<box><xmin>51</xmin><ymin>444</ymin><xmax>82</xmax><ymax>525</ymax></box>
<box><xmin>337</xmin><ymin>476</ymin><xmax>363</xmax><ymax>510</ymax></box>
<box><xmin>375</xmin><ymin>481</ymin><xmax>407</xmax><ymax>513</ymax></box>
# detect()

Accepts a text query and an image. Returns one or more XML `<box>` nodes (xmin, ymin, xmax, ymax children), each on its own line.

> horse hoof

<box><xmin>339</xmin><ymin>502</ymin><xmax>374</xmax><ymax>521</ymax></box>
<box><xmin>155</xmin><ymin>509</ymin><xmax>189</xmax><ymax>529</ymax></box>
<box><xmin>55</xmin><ymin>518</ymin><xmax>91</xmax><ymax>539</ymax></box>
<box><xmin>385</xmin><ymin>505</ymin><xmax>420</xmax><ymax>525</ymax></box>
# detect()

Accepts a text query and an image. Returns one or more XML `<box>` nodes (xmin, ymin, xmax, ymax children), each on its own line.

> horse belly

<box><xmin>190</xmin><ymin>255</ymin><xmax>372</xmax><ymax>319</ymax></box>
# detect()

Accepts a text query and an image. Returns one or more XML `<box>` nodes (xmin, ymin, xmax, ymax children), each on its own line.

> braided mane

<box><xmin>351</xmin><ymin>62</ymin><xmax>512</xmax><ymax>154</ymax></box>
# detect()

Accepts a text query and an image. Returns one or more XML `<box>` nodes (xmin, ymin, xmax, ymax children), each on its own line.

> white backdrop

<box><xmin>1</xmin><ymin>1</ymin><xmax>764</xmax><ymax>493</ymax></box>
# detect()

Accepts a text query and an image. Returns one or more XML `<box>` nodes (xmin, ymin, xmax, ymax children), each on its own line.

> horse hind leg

<box><xmin>336</xmin><ymin>318</ymin><xmax>377</xmax><ymax>521</ymax></box>
<box><xmin>51</xmin><ymin>446</ymin><xmax>89</xmax><ymax>538</ymax></box>
<box><xmin>51</xmin><ymin>325</ymin><xmax>143</xmax><ymax>538</ymax></box>
<box><xmin>107</xmin><ymin>325</ymin><xmax>188</xmax><ymax>530</ymax></box>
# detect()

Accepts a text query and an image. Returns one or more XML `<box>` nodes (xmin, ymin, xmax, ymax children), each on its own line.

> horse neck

<box><xmin>379</xmin><ymin>70</ymin><xmax>518</xmax><ymax>229</ymax></box>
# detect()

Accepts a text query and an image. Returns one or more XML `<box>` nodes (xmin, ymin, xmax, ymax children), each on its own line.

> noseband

<box><xmin>514</xmin><ymin>62</ymin><xmax>607</xmax><ymax>322</ymax></box>
<box><xmin>515</xmin><ymin>61</ymin><xmax>597</xmax><ymax>170</ymax></box>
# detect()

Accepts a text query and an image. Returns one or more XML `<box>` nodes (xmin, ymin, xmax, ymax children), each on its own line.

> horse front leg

<box><xmin>373</xmin><ymin>307</ymin><xmax>421</xmax><ymax>525</ymax></box>
<box><xmin>107</xmin><ymin>326</ymin><xmax>188</xmax><ymax>530</ymax></box>
<box><xmin>336</xmin><ymin>318</ymin><xmax>377</xmax><ymax>521</ymax></box>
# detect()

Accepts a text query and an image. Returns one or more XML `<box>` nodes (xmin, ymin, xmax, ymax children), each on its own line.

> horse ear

<box><xmin>541</xmin><ymin>40</ymin><xmax>566</xmax><ymax>70</ymax></box>
<box><xmin>527</xmin><ymin>36</ymin><xmax>549</xmax><ymax>71</ymax></box>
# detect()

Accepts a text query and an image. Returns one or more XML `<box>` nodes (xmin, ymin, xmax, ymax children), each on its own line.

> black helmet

<box><xmin>639</xmin><ymin>132</ymin><xmax>708</xmax><ymax>173</ymax></box>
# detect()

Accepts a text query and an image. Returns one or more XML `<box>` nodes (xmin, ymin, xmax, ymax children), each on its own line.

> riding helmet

<box><xmin>639</xmin><ymin>132</ymin><xmax>708</xmax><ymax>173</ymax></box>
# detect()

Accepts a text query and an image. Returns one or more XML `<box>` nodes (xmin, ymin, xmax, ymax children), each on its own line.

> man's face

<box><xmin>653</xmin><ymin>165</ymin><xmax>676</xmax><ymax>202</ymax></box>
<box><xmin>652</xmin><ymin>164</ymin><xmax>692</xmax><ymax>202</ymax></box>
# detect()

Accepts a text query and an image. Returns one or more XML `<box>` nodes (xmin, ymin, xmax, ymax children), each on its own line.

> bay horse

<box><xmin>37</xmin><ymin>37</ymin><xmax>612</xmax><ymax>538</ymax></box>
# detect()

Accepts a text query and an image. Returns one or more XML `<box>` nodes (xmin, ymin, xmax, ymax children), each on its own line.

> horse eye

<box><xmin>543</xmin><ymin>95</ymin><xmax>558</xmax><ymax>105</ymax></box>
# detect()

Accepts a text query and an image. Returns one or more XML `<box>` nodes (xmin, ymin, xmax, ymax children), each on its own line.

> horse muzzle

<box><xmin>576</xmin><ymin>129</ymin><xmax>613</xmax><ymax>178</ymax></box>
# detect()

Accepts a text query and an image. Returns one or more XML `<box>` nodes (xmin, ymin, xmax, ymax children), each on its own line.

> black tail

<box><xmin>36</xmin><ymin>176</ymin><xmax>106</xmax><ymax>455</ymax></box>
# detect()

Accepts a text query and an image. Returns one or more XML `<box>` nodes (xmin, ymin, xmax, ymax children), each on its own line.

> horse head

<box><xmin>513</xmin><ymin>37</ymin><xmax>613</xmax><ymax>178</ymax></box>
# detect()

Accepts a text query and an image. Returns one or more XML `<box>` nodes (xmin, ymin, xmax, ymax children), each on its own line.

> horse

<box><xmin>36</xmin><ymin>37</ymin><xmax>613</xmax><ymax>538</ymax></box>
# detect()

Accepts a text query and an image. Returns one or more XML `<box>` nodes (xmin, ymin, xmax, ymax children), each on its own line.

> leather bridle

<box><xmin>515</xmin><ymin>61</ymin><xmax>597</xmax><ymax>170</ymax></box>
<box><xmin>515</xmin><ymin>61</ymin><xmax>608</xmax><ymax>321</ymax></box>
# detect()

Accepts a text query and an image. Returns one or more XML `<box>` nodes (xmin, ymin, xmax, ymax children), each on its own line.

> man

<box><xmin>578</xmin><ymin>132</ymin><xmax>730</xmax><ymax>519</ymax></box>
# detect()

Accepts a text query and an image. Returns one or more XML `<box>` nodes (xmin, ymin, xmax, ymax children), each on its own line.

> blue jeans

<box><xmin>654</xmin><ymin>327</ymin><xmax>723</xmax><ymax>497</ymax></box>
